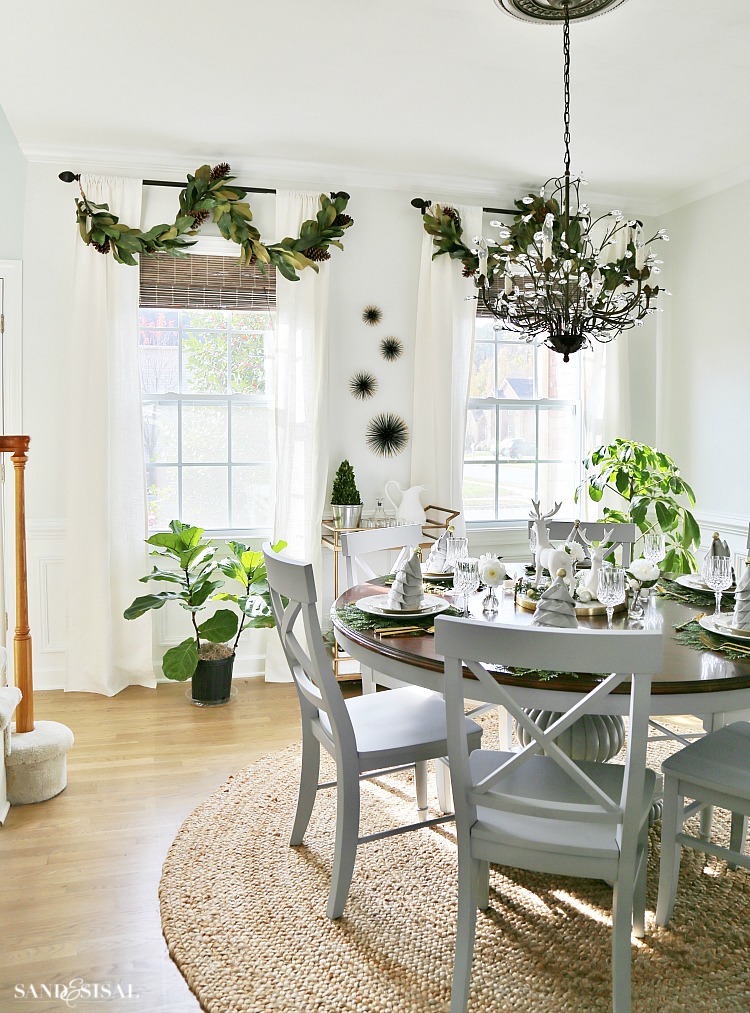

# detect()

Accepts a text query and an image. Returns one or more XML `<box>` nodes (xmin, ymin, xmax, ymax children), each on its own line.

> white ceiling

<box><xmin>1</xmin><ymin>0</ymin><xmax>748</xmax><ymax>209</ymax></box>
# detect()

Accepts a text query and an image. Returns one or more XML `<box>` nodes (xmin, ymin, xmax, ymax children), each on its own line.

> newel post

<box><xmin>1</xmin><ymin>435</ymin><xmax>33</xmax><ymax>732</ymax></box>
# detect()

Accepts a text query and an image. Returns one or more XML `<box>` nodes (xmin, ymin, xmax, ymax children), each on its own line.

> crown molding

<box><xmin>27</xmin><ymin>142</ymin><xmax>660</xmax><ymax>216</ymax></box>
<box><xmin>658</xmin><ymin>160</ymin><xmax>750</xmax><ymax>215</ymax></box>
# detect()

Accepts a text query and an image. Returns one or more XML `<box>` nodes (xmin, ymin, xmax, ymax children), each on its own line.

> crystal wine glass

<box><xmin>446</xmin><ymin>536</ymin><xmax>468</xmax><ymax>571</ymax></box>
<box><xmin>454</xmin><ymin>557</ymin><xmax>480</xmax><ymax>617</ymax></box>
<box><xmin>643</xmin><ymin>532</ymin><xmax>665</xmax><ymax>566</ymax></box>
<box><xmin>704</xmin><ymin>556</ymin><xmax>733</xmax><ymax>616</ymax></box>
<box><xmin>597</xmin><ymin>566</ymin><xmax>626</xmax><ymax>629</ymax></box>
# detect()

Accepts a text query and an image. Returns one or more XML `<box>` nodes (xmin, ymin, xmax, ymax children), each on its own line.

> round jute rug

<box><xmin>160</xmin><ymin>739</ymin><xmax>750</xmax><ymax>1013</ymax></box>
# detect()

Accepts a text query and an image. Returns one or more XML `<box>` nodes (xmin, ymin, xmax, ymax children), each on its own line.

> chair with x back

<box><xmin>435</xmin><ymin>616</ymin><xmax>663</xmax><ymax>1013</ymax></box>
<box><xmin>529</xmin><ymin>519</ymin><xmax>638</xmax><ymax>567</ymax></box>
<box><xmin>656</xmin><ymin>721</ymin><xmax>750</xmax><ymax>927</ymax></box>
<box><xmin>338</xmin><ymin>523</ymin><xmax>424</xmax><ymax>694</ymax></box>
<box><xmin>263</xmin><ymin>543</ymin><xmax>483</xmax><ymax>920</ymax></box>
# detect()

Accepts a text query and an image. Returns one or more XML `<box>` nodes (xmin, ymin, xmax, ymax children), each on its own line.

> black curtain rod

<box><xmin>58</xmin><ymin>171</ymin><xmax>275</xmax><ymax>195</ymax></box>
<box><xmin>411</xmin><ymin>197</ymin><xmax>517</xmax><ymax>216</ymax></box>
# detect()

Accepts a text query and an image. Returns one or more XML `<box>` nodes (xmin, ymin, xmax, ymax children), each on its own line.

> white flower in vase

<box><xmin>480</xmin><ymin>556</ymin><xmax>506</xmax><ymax>588</ymax></box>
<box><xmin>627</xmin><ymin>558</ymin><xmax>661</xmax><ymax>587</ymax></box>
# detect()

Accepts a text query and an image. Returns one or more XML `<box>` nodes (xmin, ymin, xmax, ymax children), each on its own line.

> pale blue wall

<box><xmin>0</xmin><ymin>103</ymin><xmax>26</xmax><ymax>260</ymax></box>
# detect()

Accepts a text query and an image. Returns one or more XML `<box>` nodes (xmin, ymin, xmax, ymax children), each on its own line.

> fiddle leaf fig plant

<box><xmin>575</xmin><ymin>439</ymin><xmax>700</xmax><ymax>575</ymax></box>
<box><xmin>213</xmin><ymin>539</ymin><xmax>287</xmax><ymax>639</ymax></box>
<box><xmin>123</xmin><ymin>521</ymin><xmax>286</xmax><ymax>682</ymax></box>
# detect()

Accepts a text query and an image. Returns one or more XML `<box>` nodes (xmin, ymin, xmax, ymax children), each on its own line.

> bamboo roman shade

<box><xmin>140</xmin><ymin>253</ymin><xmax>276</xmax><ymax>310</ymax></box>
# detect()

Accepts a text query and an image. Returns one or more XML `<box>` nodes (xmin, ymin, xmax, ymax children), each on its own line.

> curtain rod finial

<box><xmin>59</xmin><ymin>171</ymin><xmax>79</xmax><ymax>183</ymax></box>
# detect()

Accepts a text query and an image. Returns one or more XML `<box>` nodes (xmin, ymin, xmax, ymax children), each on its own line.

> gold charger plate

<box><xmin>518</xmin><ymin>595</ymin><xmax>627</xmax><ymax>616</ymax></box>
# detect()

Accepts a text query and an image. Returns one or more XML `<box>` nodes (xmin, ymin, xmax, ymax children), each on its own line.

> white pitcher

<box><xmin>384</xmin><ymin>481</ymin><xmax>426</xmax><ymax>525</ymax></box>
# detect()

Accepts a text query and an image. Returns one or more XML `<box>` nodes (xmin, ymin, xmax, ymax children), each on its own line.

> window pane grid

<box><xmin>464</xmin><ymin>326</ymin><xmax>582</xmax><ymax>523</ymax></box>
<box><xmin>140</xmin><ymin>298</ymin><xmax>275</xmax><ymax>532</ymax></box>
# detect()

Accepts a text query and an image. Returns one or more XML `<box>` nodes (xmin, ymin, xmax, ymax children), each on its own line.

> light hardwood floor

<box><xmin>1</xmin><ymin>679</ymin><xmax>303</xmax><ymax>1013</ymax></box>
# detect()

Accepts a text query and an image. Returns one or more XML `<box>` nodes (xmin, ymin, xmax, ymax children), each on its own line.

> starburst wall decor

<box><xmin>349</xmin><ymin>371</ymin><xmax>378</xmax><ymax>400</ymax></box>
<box><xmin>365</xmin><ymin>413</ymin><xmax>409</xmax><ymax>457</ymax></box>
<box><xmin>379</xmin><ymin>336</ymin><xmax>403</xmax><ymax>362</ymax></box>
<box><xmin>362</xmin><ymin>305</ymin><xmax>382</xmax><ymax>326</ymax></box>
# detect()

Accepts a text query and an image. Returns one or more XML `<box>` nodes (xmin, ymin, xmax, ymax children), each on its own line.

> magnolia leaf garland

<box><xmin>75</xmin><ymin>163</ymin><xmax>355</xmax><ymax>281</ymax></box>
<box><xmin>421</xmin><ymin>198</ymin><xmax>662</xmax><ymax>302</ymax></box>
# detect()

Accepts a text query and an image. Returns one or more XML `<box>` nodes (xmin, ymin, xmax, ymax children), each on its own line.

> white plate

<box><xmin>422</xmin><ymin>568</ymin><xmax>454</xmax><ymax>580</ymax></box>
<box><xmin>356</xmin><ymin>593</ymin><xmax>451</xmax><ymax>618</ymax></box>
<box><xmin>676</xmin><ymin>574</ymin><xmax>735</xmax><ymax>594</ymax></box>
<box><xmin>712</xmin><ymin>615</ymin><xmax>750</xmax><ymax>639</ymax></box>
<box><xmin>699</xmin><ymin>614</ymin><xmax>750</xmax><ymax>642</ymax></box>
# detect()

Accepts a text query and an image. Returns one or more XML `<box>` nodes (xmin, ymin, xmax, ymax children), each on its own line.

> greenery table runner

<box><xmin>657</xmin><ymin>576</ymin><xmax>734</xmax><ymax>609</ymax></box>
<box><xmin>332</xmin><ymin>602</ymin><xmax>581</xmax><ymax>682</ymax></box>
<box><xmin>673</xmin><ymin>620</ymin><xmax>750</xmax><ymax>661</ymax></box>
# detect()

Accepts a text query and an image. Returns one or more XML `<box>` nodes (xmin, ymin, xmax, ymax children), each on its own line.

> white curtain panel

<box><xmin>410</xmin><ymin>204</ymin><xmax>482</xmax><ymax>536</ymax></box>
<box><xmin>265</xmin><ymin>191</ymin><xmax>330</xmax><ymax>683</ymax></box>
<box><xmin>579</xmin><ymin>340</ymin><xmax>630</xmax><ymax>520</ymax></box>
<box><xmin>65</xmin><ymin>175</ymin><xmax>155</xmax><ymax>695</ymax></box>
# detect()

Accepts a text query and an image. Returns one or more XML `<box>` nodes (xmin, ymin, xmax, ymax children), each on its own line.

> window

<box><xmin>463</xmin><ymin>317</ymin><xmax>582</xmax><ymax>524</ymax></box>
<box><xmin>139</xmin><ymin>252</ymin><xmax>275</xmax><ymax>533</ymax></box>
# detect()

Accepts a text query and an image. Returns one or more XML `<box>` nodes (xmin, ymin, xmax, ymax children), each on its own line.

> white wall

<box><xmin>0</xmin><ymin>105</ymin><xmax>26</xmax><ymax>260</ymax></box>
<box><xmin>657</xmin><ymin>182</ymin><xmax>749</xmax><ymax>561</ymax></box>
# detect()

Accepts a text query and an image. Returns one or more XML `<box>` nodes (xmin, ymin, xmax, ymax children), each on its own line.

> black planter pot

<box><xmin>191</xmin><ymin>655</ymin><xmax>235</xmax><ymax>706</ymax></box>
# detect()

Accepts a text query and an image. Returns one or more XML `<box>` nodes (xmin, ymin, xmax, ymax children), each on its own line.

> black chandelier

<box><xmin>416</xmin><ymin>0</ymin><xmax>669</xmax><ymax>361</ymax></box>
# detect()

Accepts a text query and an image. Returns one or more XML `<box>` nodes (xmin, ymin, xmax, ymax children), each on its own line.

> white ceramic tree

<box><xmin>531</xmin><ymin>569</ymin><xmax>579</xmax><ymax>628</ymax></box>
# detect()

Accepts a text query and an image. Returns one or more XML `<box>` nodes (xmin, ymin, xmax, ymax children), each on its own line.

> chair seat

<box><xmin>319</xmin><ymin>687</ymin><xmax>482</xmax><ymax>768</ymax></box>
<box><xmin>469</xmin><ymin>749</ymin><xmax>656</xmax><ymax>860</ymax></box>
<box><xmin>662</xmin><ymin>721</ymin><xmax>750</xmax><ymax>799</ymax></box>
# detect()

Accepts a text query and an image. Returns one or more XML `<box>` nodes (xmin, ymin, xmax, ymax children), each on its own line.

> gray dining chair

<box><xmin>656</xmin><ymin>720</ymin><xmax>750</xmax><ymax>927</ymax></box>
<box><xmin>435</xmin><ymin>615</ymin><xmax>663</xmax><ymax>1013</ymax></box>
<box><xmin>263</xmin><ymin>543</ymin><xmax>483</xmax><ymax>919</ymax></box>
<box><xmin>338</xmin><ymin>523</ymin><xmax>424</xmax><ymax>695</ymax></box>
<box><xmin>528</xmin><ymin>519</ymin><xmax>638</xmax><ymax>567</ymax></box>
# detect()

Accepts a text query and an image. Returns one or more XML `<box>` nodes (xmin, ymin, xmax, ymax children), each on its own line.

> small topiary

<box><xmin>331</xmin><ymin>460</ymin><xmax>361</xmax><ymax>505</ymax></box>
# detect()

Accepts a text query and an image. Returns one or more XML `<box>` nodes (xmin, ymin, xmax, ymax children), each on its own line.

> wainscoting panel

<box><xmin>26</xmin><ymin>519</ymin><xmax>66</xmax><ymax>690</ymax></box>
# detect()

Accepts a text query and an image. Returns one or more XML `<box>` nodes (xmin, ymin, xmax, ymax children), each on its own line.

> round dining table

<box><xmin>332</xmin><ymin>579</ymin><xmax>750</xmax><ymax>722</ymax></box>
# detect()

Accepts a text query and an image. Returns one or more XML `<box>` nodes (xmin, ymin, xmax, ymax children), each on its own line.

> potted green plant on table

<box><xmin>575</xmin><ymin>439</ymin><xmax>700</xmax><ymax>575</ymax></box>
<box><xmin>124</xmin><ymin>520</ymin><xmax>285</xmax><ymax>705</ymax></box>
<box><xmin>330</xmin><ymin>459</ymin><xmax>363</xmax><ymax>529</ymax></box>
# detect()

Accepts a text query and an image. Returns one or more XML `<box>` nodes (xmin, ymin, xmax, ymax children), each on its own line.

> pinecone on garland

<box><xmin>443</xmin><ymin>206</ymin><xmax>460</xmax><ymax>225</ymax></box>
<box><xmin>91</xmin><ymin>238</ymin><xmax>111</xmax><ymax>255</ymax></box>
<box><xmin>303</xmin><ymin>245</ymin><xmax>331</xmax><ymax>262</ymax></box>
<box><xmin>190</xmin><ymin>210</ymin><xmax>210</xmax><ymax>228</ymax></box>
<box><xmin>732</xmin><ymin>558</ymin><xmax>750</xmax><ymax>630</ymax></box>
<box><xmin>531</xmin><ymin>569</ymin><xmax>579</xmax><ymax>628</ymax></box>
<box><xmin>210</xmin><ymin>162</ymin><xmax>231</xmax><ymax>181</ymax></box>
<box><xmin>333</xmin><ymin>212</ymin><xmax>352</xmax><ymax>228</ymax></box>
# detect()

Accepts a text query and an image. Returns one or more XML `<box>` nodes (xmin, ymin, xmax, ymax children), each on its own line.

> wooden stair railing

<box><xmin>0</xmin><ymin>436</ymin><xmax>33</xmax><ymax>733</ymax></box>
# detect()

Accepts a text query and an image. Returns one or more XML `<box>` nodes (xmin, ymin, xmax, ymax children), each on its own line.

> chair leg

<box><xmin>497</xmin><ymin>705</ymin><xmax>514</xmax><ymax>750</ymax></box>
<box><xmin>450</xmin><ymin>851</ymin><xmax>480</xmax><ymax>1013</ymax></box>
<box><xmin>656</xmin><ymin>776</ymin><xmax>683</xmax><ymax>927</ymax></box>
<box><xmin>436</xmin><ymin>757</ymin><xmax>453</xmax><ymax>813</ymax></box>
<box><xmin>289</xmin><ymin>730</ymin><xmax>321</xmax><ymax>847</ymax></box>
<box><xmin>415</xmin><ymin>760</ymin><xmax>429</xmax><ymax>810</ymax></box>
<box><xmin>728</xmin><ymin>812</ymin><xmax>748</xmax><ymax>870</ymax></box>
<box><xmin>632</xmin><ymin>829</ymin><xmax>648</xmax><ymax>939</ymax></box>
<box><xmin>327</xmin><ymin>764</ymin><xmax>361</xmax><ymax>920</ymax></box>
<box><xmin>477</xmin><ymin>860</ymin><xmax>490</xmax><ymax>911</ymax></box>
<box><xmin>611</xmin><ymin>876</ymin><xmax>634</xmax><ymax>1013</ymax></box>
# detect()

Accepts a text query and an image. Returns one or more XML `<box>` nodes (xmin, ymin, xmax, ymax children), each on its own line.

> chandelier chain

<box><xmin>563</xmin><ymin>2</ymin><xmax>571</xmax><ymax>179</ymax></box>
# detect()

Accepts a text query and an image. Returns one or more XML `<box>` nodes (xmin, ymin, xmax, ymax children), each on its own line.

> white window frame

<box><xmin>464</xmin><ymin>321</ymin><xmax>583</xmax><ymax>528</ymax></box>
<box><xmin>140</xmin><ymin>238</ymin><xmax>275</xmax><ymax>538</ymax></box>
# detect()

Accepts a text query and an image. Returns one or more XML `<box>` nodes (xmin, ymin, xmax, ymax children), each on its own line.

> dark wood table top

<box><xmin>333</xmin><ymin>580</ymin><xmax>750</xmax><ymax>698</ymax></box>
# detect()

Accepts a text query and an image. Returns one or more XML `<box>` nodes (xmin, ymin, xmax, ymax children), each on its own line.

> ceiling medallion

<box><xmin>494</xmin><ymin>0</ymin><xmax>630</xmax><ymax>23</ymax></box>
